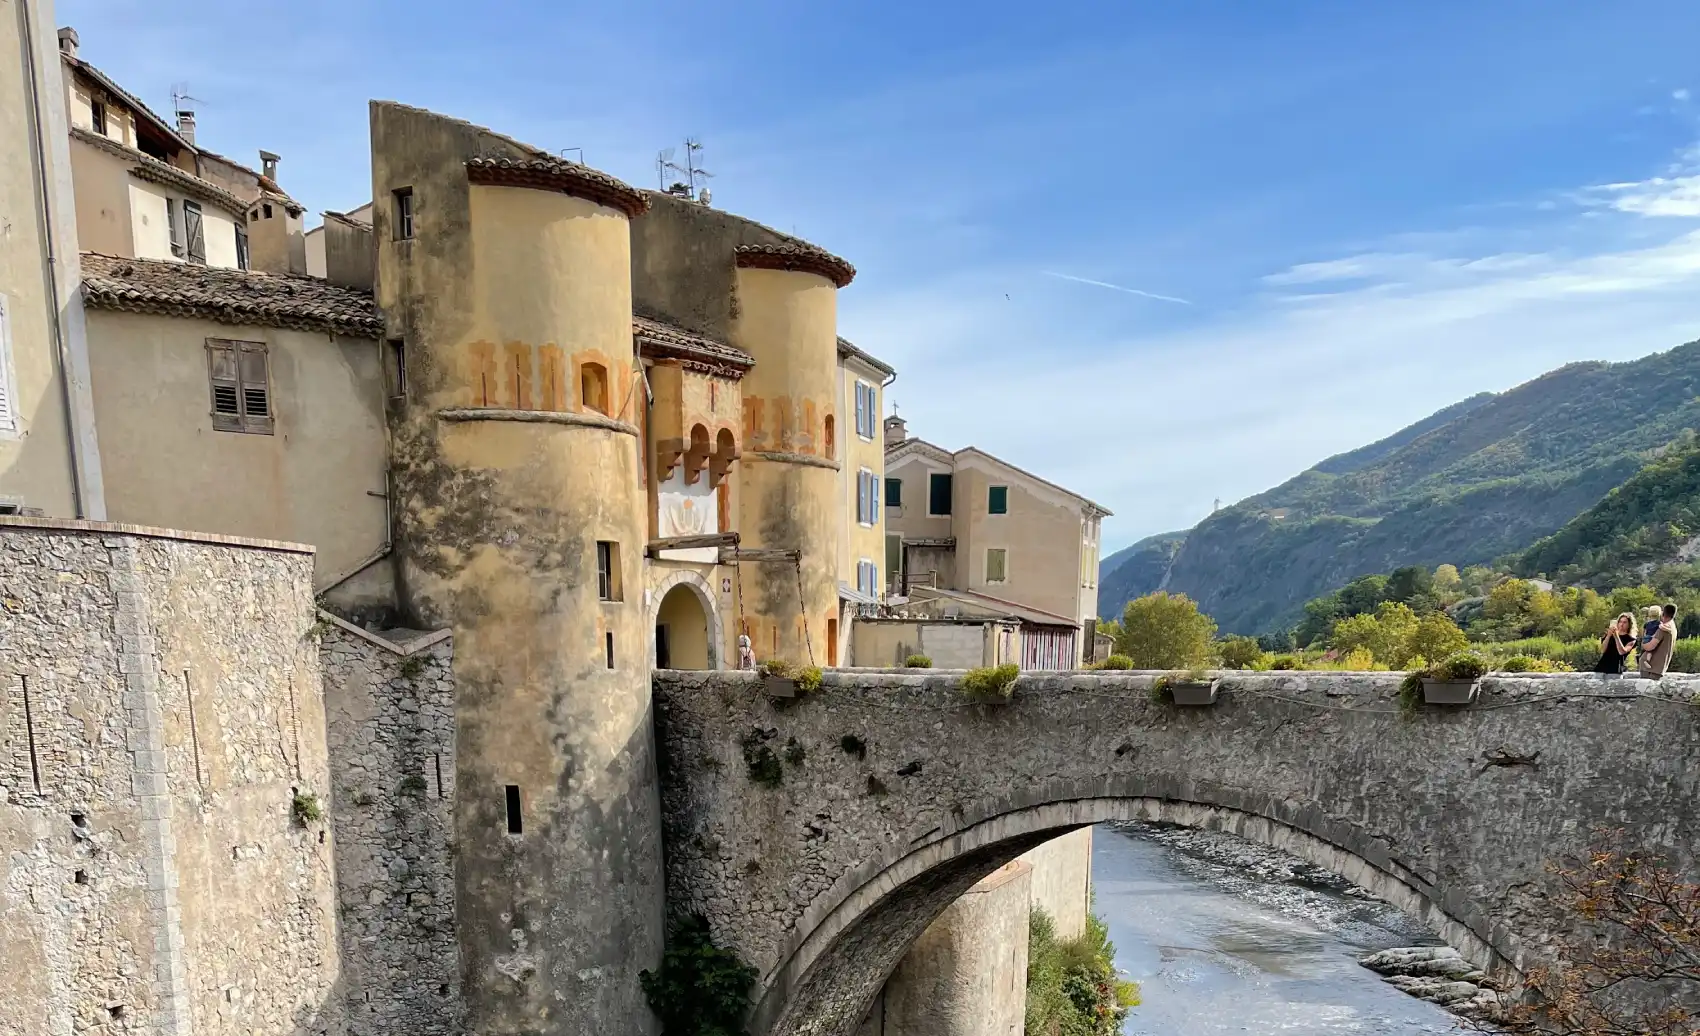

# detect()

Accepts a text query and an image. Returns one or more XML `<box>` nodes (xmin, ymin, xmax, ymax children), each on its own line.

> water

<box><xmin>1094</xmin><ymin>823</ymin><xmax>1462</xmax><ymax>1035</ymax></box>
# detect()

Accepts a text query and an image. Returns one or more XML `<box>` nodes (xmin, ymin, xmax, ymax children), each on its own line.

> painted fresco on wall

<box><xmin>657</xmin><ymin>468</ymin><xmax>718</xmax><ymax>563</ymax></box>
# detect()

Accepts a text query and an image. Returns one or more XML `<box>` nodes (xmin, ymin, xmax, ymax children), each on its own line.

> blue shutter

<box><xmin>871</xmin><ymin>472</ymin><xmax>879</xmax><ymax>519</ymax></box>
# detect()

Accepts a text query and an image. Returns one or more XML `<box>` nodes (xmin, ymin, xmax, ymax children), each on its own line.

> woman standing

<box><xmin>1593</xmin><ymin>612</ymin><xmax>1637</xmax><ymax>674</ymax></box>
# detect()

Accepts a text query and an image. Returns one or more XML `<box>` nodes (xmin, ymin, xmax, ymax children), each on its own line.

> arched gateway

<box><xmin>651</xmin><ymin>668</ymin><xmax>1700</xmax><ymax>1036</ymax></box>
<box><xmin>650</xmin><ymin>569</ymin><xmax>723</xmax><ymax>670</ymax></box>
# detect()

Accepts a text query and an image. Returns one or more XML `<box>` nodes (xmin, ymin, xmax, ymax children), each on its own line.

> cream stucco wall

<box><xmin>839</xmin><ymin>356</ymin><xmax>886</xmax><ymax>594</ymax></box>
<box><xmin>84</xmin><ymin>309</ymin><xmax>387</xmax><ymax>586</ymax></box>
<box><xmin>883</xmin><ymin>451</ymin><xmax>955</xmax><ymax>544</ymax></box>
<box><xmin>67</xmin><ymin>135</ymin><xmax>133</xmax><ymax>256</ymax></box>
<box><xmin>0</xmin><ymin>0</ymin><xmax>81</xmax><ymax>516</ymax></box>
<box><xmin>953</xmin><ymin>462</ymin><xmax>1087</xmax><ymax>624</ymax></box>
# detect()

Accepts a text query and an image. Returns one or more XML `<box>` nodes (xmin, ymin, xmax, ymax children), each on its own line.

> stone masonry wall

<box><xmin>0</xmin><ymin>517</ymin><xmax>343</xmax><ymax>1036</ymax></box>
<box><xmin>318</xmin><ymin>618</ymin><xmax>459</xmax><ymax>1036</ymax></box>
<box><xmin>653</xmin><ymin>668</ymin><xmax>1700</xmax><ymax>1036</ymax></box>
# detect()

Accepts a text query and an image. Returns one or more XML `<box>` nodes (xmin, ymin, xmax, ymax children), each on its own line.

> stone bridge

<box><xmin>653</xmin><ymin>669</ymin><xmax>1700</xmax><ymax>1036</ymax></box>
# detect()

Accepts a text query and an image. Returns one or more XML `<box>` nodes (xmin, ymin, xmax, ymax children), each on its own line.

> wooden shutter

<box><xmin>208</xmin><ymin>339</ymin><xmax>272</xmax><ymax>434</ymax></box>
<box><xmin>184</xmin><ymin>201</ymin><xmax>207</xmax><ymax>264</ymax></box>
<box><xmin>167</xmin><ymin>198</ymin><xmax>183</xmax><ymax>257</ymax></box>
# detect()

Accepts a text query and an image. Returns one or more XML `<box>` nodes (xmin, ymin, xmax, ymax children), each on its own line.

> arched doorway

<box><xmin>655</xmin><ymin>581</ymin><xmax>715</xmax><ymax>670</ymax></box>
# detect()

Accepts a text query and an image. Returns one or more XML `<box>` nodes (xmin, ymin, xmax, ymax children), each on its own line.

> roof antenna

<box><xmin>169</xmin><ymin>84</ymin><xmax>205</xmax><ymax>147</ymax></box>
<box><xmin>658</xmin><ymin>138</ymin><xmax>714</xmax><ymax>202</ymax></box>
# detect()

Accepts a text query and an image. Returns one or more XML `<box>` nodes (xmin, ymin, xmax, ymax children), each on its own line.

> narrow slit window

<box><xmin>504</xmin><ymin>785</ymin><xmax>522</xmax><ymax>834</ymax></box>
<box><xmin>393</xmin><ymin>187</ymin><xmax>414</xmax><ymax>240</ymax></box>
<box><xmin>235</xmin><ymin>224</ymin><xmax>249</xmax><ymax>270</ymax></box>
<box><xmin>605</xmin><ymin>631</ymin><xmax>616</xmax><ymax>669</ymax></box>
<box><xmin>388</xmin><ymin>338</ymin><xmax>407</xmax><ymax>398</ymax></box>
<box><xmin>90</xmin><ymin>101</ymin><xmax>107</xmax><ymax>135</ymax></box>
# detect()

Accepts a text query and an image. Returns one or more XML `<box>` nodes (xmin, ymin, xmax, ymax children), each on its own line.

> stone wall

<box><xmin>1018</xmin><ymin>829</ymin><xmax>1091</xmax><ymax>941</ymax></box>
<box><xmin>318</xmin><ymin>616</ymin><xmax>458</xmax><ymax>1036</ymax></box>
<box><xmin>652</xmin><ymin>668</ymin><xmax>1700</xmax><ymax>1036</ymax></box>
<box><xmin>0</xmin><ymin>516</ymin><xmax>343</xmax><ymax>1036</ymax></box>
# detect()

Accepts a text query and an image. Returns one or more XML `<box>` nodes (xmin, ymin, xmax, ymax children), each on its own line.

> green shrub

<box><xmin>903</xmin><ymin>654</ymin><xmax>933</xmax><ymax>668</ymax></box>
<box><xmin>291</xmin><ymin>792</ymin><xmax>324</xmax><ymax>825</ymax></box>
<box><xmin>1217</xmin><ymin>634</ymin><xmax>1267</xmax><ymax>671</ymax></box>
<box><xmin>1098</xmin><ymin>655</ymin><xmax>1133</xmax><ymax>670</ymax></box>
<box><xmin>959</xmin><ymin>663</ymin><xmax>1019</xmax><ymax>701</ymax></box>
<box><xmin>795</xmin><ymin>666</ymin><xmax>823</xmax><ymax>694</ymax></box>
<box><xmin>1268</xmin><ymin>654</ymin><xmax>1302</xmax><ymax>671</ymax></box>
<box><xmin>759</xmin><ymin>658</ymin><xmax>794</xmax><ymax>678</ymax></box>
<box><xmin>1672</xmin><ymin>639</ymin><xmax>1700</xmax><ymax>674</ymax></box>
<box><xmin>1434</xmin><ymin>651</ymin><xmax>1489</xmax><ymax>681</ymax></box>
<box><xmin>640</xmin><ymin>914</ymin><xmax>757</xmax><ymax>1036</ymax></box>
<box><xmin>1025</xmin><ymin>908</ymin><xmax>1139</xmax><ymax>1036</ymax></box>
<box><xmin>1498</xmin><ymin>654</ymin><xmax>1536</xmax><ymax>673</ymax></box>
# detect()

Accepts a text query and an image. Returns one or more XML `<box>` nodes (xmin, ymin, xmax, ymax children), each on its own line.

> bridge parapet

<box><xmin>653</xmin><ymin>669</ymin><xmax>1700</xmax><ymax>1036</ymax></box>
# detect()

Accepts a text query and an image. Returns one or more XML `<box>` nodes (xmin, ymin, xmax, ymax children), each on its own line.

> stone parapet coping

<box><xmin>438</xmin><ymin>407</ymin><xmax>639</xmax><ymax>437</ymax></box>
<box><xmin>316</xmin><ymin>610</ymin><xmax>452</xmax><ymax>657</ymax></box>
<box><xmin>0</xmin><ymin>515</ymin><xmax>314</xmax><ymax>554</ymax></box>
<box><xmin>747</xmin><ymin>450</ymin><xmax>840</xmax><ymax>471</ymax></box>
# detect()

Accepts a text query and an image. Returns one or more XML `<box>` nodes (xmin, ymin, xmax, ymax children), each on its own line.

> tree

<box><xmin>1329</xmin><ymin>602</ymin><xmax>1419</xmax><ymax>665</ymax></box>
<box><xmin>1217</xmin><ymin>635</ymin><xmax>1266</xmax><ymax>670</ymax></box>
<box><xmin>1495</xmin><ymin>837</ymin><xmax>1700</xmax><ymax>1035</ymax></box>
<box><xmin>1387</xmin><ymin>565</ymin><xmax>1436</xmax><ymax>606</ymax></box>
<box><xmin>1116</xmin><ymin>592</ymin><xmax>1217</xmax><ymax>669</ymax></box>
<box><xmin>1401</xmin><ymin>612</ymin><xmax>1468</xmax><ymax>669</ymax></box>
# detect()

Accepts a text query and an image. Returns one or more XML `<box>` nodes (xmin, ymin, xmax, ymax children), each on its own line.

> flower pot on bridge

<box><xmin>1420</xmin><ymin>678</ymin><xmax>1479</xmax><ymax>705</ymax></box>
<box><xmin>763</xmin><ymin>675</ymin><xmax>798</xmax><ymax>699</ymax></box>
<box><xmin>1168</xmin><ymin>680</ymin><xmax>1218</xmax><ymax>706</ymax></box>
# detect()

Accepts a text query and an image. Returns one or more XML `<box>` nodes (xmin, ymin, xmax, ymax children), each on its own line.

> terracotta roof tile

<box><xmin>71</xmin><ymin>128</ymin><xmax>249</xmax><ymax>218</ymax></box>
<box><xmin>837</xmin><ymin>335</ymin><xmax>894</xmax><ymax>377</ymax></box>
<box><xmin>80</xmin><ymin>253</ymin><xmax>382</xmax><ymax>337</ymax></box>
<box><xmin>735</xmin><ymin>241</ymin><xmax>855</xmax><ymax>288</ymax></box>
<box><xmin>634</xmin><ymin>316</ymin><xmax>752</xmax><ymax>372</ymax></box>
<box><xmin>465</xmin><ymin>156</ymin><xmax>649</xmax><ymax>218</ymax></box>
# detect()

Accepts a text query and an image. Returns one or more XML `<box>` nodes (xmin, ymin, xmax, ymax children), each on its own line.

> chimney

<box><xmin>259</xmin><ymin>149</ymin><xmax>280</xmax><ymax>183</ymax></box>
<box><xmin>176</xmin><ymin>110</ymin><xmax>196</xmax><ymax>145</ymax></box>
<box><xmin>57</xmin><ymin>26</ymin><xmax>79</xmax><ymax>58</ymax></box>
<box><xmin>883</xmin><ymin>414</ymin><xmax>907</xmax><ymax>448</ymax></box>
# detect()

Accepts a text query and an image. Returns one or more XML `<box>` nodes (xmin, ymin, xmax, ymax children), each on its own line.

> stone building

<box><xmin>883</xmin><ymin>414</ymin><xmax>1110</xmax><ymax>667</ymax></box>
<box><xmin>1</xmin><ymin>26</ymin><xmax>1095</xmax><ymax>1036</ymax></box>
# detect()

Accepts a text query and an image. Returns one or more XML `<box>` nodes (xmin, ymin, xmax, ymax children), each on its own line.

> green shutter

<box><xmin>885</xmin><ymin>477</ymin><xmax>902</xmax><ymax>508</ymax></box>
<box><xmin>987</xmin><ymin>485</ymin><xmax>1008</xmax><ymax>514</ymax></box>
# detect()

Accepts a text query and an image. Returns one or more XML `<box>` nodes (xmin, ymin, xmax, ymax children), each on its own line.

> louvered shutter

<box><xmin>239</xmin><ymin>342</ymin><xmax>272</xmax><ymax>432</ymax></box>
<box><xmin>207</xmin><ymin>339</ymin><xmax>273</xmax><ymax>434</ymax></box>
<box><xmin>208</xmin><ymin>341</ymin><xmax>241</xmax><ymax>430</ymax></box>
<box><xmin>184</xmin><ymin>201</ymin><xmax>206</xmax><ymax>264</ymax></box>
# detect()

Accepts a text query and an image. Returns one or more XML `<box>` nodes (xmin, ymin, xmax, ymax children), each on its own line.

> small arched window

<box><xmin>823</xmin><ymin>414</ymin><xmax>836</xmax><ymax>458</ymax></box>
<box><xmin>580</xmin><ymin>362</ymin><xmax>609</xmax><ymax>415</ymax></box>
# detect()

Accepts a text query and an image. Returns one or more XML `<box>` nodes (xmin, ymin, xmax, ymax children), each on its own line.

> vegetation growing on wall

<box><xmin>903</xmin><ymin>654</ymin><xmax>933</xmax><ymax>668</ymax></box>
<box><xmin>959</xmin><ymin>663</ymin><xmax>1020</xmax><ymax>701</ymax></box>
<box><xmin>1025</xmin><ymin>908</ymin><xmax>1139</xmax><ymax>1036</ymax></box>
<box><xmin>640</xmin><ymin>913</ymin><xmax>757</xmax><ymax>1036</ymax></box>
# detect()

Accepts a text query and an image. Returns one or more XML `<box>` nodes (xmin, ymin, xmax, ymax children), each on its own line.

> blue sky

<box><xmin>60</xmin><ymin>0</ymin><xmax>1700</xmax><ymax>551</ymax></box>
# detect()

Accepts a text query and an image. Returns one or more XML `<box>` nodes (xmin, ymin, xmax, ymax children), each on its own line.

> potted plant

<box><xmin>759</xmin><ymin>659</ymin><xmax>821</xmax><ymax>698</ymax></box>
<box><xmin>958</xmin><ymin>663</ymin><xmax>1019</xmax><ymax>705</ymax></box>
<box><xmin>1417</xmin><ymin>651</ymin><xmax>1488</xmax><ymax>705</ymax></box>
<box><xmin>1152</xmin><ymin>668</ymin><xmax>1217</xmax><ymax>706</ymax></box>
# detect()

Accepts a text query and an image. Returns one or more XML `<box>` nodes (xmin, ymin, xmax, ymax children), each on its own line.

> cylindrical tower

<box><xmin>372</xmin><ymin>102</ymin><xmax>659</xmax><ymax>1036</ymax></box>
<box><xmin>731</xmin><ymin>245</ymin><xmax>855</xmax><ymax>665</ymax></box>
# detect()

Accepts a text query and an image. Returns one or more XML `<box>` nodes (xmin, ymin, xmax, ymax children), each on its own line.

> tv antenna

<box><xmin>657</xmin><ymin>138</ymin><xmax>714</xmax><ymax>202</ymax></box>
<box><xmin>169</xmin><ymin>84</ymin><xmax>207</xmax><ymax>138</ymax></box>
<box><xmin>559</xmin><ymin>147</ymin><xmax>584</xmax><ymax>164</ymax></box>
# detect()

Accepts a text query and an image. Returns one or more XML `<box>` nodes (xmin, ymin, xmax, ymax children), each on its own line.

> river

<box><xmin>1094</xmin><ymin>822</ymin><xmax>1461</xmax><ymax>1035</ymax></box>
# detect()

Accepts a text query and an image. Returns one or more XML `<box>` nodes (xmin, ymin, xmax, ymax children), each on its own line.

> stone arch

<box><xmin>650</xmin><ymin>569</ymin><xmax>723</xmax><ymax>671</ymax></box>
<box><xmin>754</xmin><ymin>788</ymin><xmax>1519</xmax><ymax>1036</ymax></box>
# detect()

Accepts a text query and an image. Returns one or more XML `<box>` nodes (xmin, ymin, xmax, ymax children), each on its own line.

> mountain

<box><xmin>1513</xmin><ymin>434</ymin><xmax>1700</xmax><ymax>588</ymax></box>
<box><xmin>1098</xmin><ymin>532</ymin><xmax>1186</xmax><ymax>617</ymax></box>
<box><xmin>1100</xmin><ymin>340</ymin><xmax>1700</xmax><ymax>633</ymax></box>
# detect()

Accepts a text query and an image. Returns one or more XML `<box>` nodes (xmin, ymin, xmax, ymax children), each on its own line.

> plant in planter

<box><xmin>1403</xmin><ymin>651</ymin><xmax>1488</xmax><ymax>708</ymax></box>
<box><xmin>903</xmin><ymin>654</ymin><xmax>933</xmax><ymax>668</ymax></box>
<box><xmin>1151</xmin><ymin>668</ymin><xmax>1217</xmax><ymax>706</ymax></box>
<box><xmin>958</xmin><ymin>663</ymin><xmax>1020</xmax><ymax>704</ymax></box>
<box><xmin>758</xmin><ymin>659</ymin><xmax>820</xmax><ymax>698</ymax></box>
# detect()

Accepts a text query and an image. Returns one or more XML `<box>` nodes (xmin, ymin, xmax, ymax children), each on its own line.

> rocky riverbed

<box><xmin>1102</xmin><ymin>821</ymin><xmax>1501</xmax><ymax>1032</ymax></box>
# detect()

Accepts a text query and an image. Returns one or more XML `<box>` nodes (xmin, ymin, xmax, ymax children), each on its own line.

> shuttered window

<box><xmin>885</xmin><ymin>477</ymin><xmax>901</xmax><ymax>509</ymax></box>
<box><xmin>183</xmin><ymin>201</ymin><xmax>206</xmax><ymax>264</ymax></box>
<box><xmin>167</xmin><ymin>198</ymin><xmax>184</xmax><ymax>258</ymax></box>
<box><xmin>986</xmin><ymin>548</ymin><xmax>1008</xmax><ymax>584</ymax></box>
<box><xmin>206</xmin><ymin>339</ymin><xmax>273</xmax><ymax>434</ymax></box>
<box><xmin>988</xmin><ymin>485</ymin><xmax>1008</xmax><ymax>515</ymax></box>
<box><xmin>928</xmin><ymin>472</ymin><xmax>953</xmax><ymax>516</ymax></box>
<box><xmin>0</xmin><ymin>293</ymin><xmax>14</xmax><ymax>434</ymax></box>
<box><xmin>854</xmin><ymin>381</ymin><xmax>877</xmax><ymax>439</ymax></box>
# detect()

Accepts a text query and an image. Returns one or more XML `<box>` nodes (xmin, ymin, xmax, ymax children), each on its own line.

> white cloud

<box><xmin>1675</xmin><ymin>88</ymin><xmax>1691</xmax><ymax>102</ymax></box>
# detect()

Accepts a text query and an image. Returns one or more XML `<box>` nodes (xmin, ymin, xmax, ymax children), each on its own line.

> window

<box><xmin>90</xmin><ymin>101</ymin><xmax>106</xmax><ymax>135</ymax></box>
<box><xmin>987</xmin><ymin>485</ymin><xmax>1008</xmax><ymax>515</ymax></box>
<box><xmin>885</xmin><ymin>477</ymin><xmax>902</xmax><ymax>510</ymax></box>
<box><xmin>0</xmin><ymin>293</ymin><xmax>14</xmax><ymax>434</ymax></box>
<box><xmin>504</xmin><ymin>785</ymin><xmax>523</xmax><ymax>834</ymax></box>
<box><xmin>928</xmin><ymin>472</ymin><xmax>953</xmax><ymax>516</ymax></box>
<box><xmin>857</xmin><ymin>560</ymin><xmax>878</xmax><ymax>597</ymax></box>
<box><xmin>167</xmin><ymin>198</ymin><xmax>183</xmax><ymax>258</ymax></box>
<box><xmin>823</xmin><ymin>414</ymin><xmax>835</xmax><ymax>458</ymax></box>
<box><xmin>605</xmin><ymin>631</ymin><xmax>616</xmax><ymax>669</ymax></box>
<box><xmin>262</xmin><ymin>203</ymin><xmax>273</xmax><ymax>220</ymax></box>
<box><xmin>388</xmin><ymin>338</ymin><xmax>407</xmax><ymax>398</ymax></box>
<box><xmin>393</xmin><ymin>187</ymin><xmax>414</xmax><ymax>240</ymax></box>
<box><xmin>183</xmin><ymin>201</ymin><xmax>206</xmax><ymax>264</ymax></box>
<box><xmin>986</xmin><ymin>548</ymin><xmax>1008</xmax><ymax>584</ymax></box>
<box><xmin>206</xmin><ymin>339</ymin><xmax>272</xmax><ymax>434</ymax></box>
<box><xmin>581</xmin><ymin>362</ymin><xmax>608</xmax><ymax>415</ymax></box>
<box><xmin>596</xmin><ymin>541</ymin><xmax>621</xmax><ymax>601</ymax></box>
<box><xmin>856</xmin><ymin>469</ymin><xmax>879</xmax><ymax>525</ymax></box>
<box><xmin>854</xmin><ymin>381</ymin><xmax>877</xmax><ymax>439</ymax></box>
<box><xmin>235</xmin><ymin>224</ymin><xmax>249</xmax><ymax>270</ymax></box>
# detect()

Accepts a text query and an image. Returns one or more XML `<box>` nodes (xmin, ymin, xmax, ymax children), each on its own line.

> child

<box><xmin>1641</xmin><ymin>605</ymin><xmax>1664</xmax><ymax>656</ymax></box>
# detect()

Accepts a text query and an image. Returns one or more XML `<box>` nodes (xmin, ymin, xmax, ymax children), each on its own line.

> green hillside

<box><xmin>1100</xmin><ymin>339</ymin><xmax>1700</xmax><ymax>634</ymax></box>
<box><xmin>1097</xmin><ymin>531</ymin><xmax>1186</xmax><ymax>613</ymax></box>
<box><xmin>1513</xmin><ymin>433</ymin><xmax>1700</xmax><ymax>588</ymax></box>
